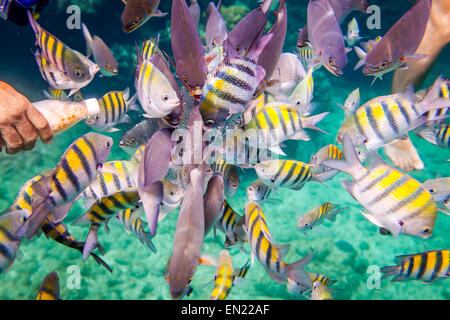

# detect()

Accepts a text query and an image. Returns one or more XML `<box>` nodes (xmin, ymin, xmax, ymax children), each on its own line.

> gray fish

<box><xmin>307</xmin><ymin>0</ymin><xmax>349</xmax><ymax>76</ymax></box>
<box><xmin>138</xmin><ymin>128</ymin><xmax>174</xmax><ymax>237</ymax></box>
<box><xmin>119</xmin><ymin>118</ymin><xmax>160</xmax><ymax>149</ymax></box>
<box><xmin>121</xmin><ymin>0</ymin><xmax>168</xmax><ymax>33</ymax></box>
<box><xmin>81</xmin><ymin>23</ymin><xmax>118</xmax><ymax>77</ymax></box>
<box><xmin>168</xmin><ymin>161</ymin><xmax>211</xmax><ymax>299</ymax></box>
<box><xmin>206</xmin><ymin>0</ymin><xmax>228</xmax><ymax>49</ymax></box>
<box><xmin>203</xmin><ymin>172</ymin><xmax>225</xmax><ymax>236</ymax></box>
<box><xmin>354</xmin><ymin>0</ymin><xmax>431</xmax><ymax>80</ymax></box>
<box><xmin>257</xmin><ymin>0</ymin><xmax>288</xmax><ymax>81</ymax></box>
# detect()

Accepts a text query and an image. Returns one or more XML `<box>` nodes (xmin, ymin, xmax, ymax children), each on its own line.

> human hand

<box><xmin>0</xmin><ymin>81</ymin><xmax>53</xmax><ymax>154</ymax></box>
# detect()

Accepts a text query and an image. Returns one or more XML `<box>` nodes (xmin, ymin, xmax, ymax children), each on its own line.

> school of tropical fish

<box><xmin>1</xmin><ymin>0</ymin><xmax>449</xmax><ymax>300</ymax></box>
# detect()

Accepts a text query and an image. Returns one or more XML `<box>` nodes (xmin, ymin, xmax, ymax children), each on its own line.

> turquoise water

<box><xmin>0</xmin><ymin>0</ymin><xmax>449</xmax><ymax>300</ymax></box>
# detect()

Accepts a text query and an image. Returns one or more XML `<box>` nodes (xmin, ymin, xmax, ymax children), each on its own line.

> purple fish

<box><xmin>225</xmin><ymin>0</ymin><xmax>272</xmax><ymax>61</ymax></box>
<box><xmin>188</xmin><ymin>0</ymin><xmax>201</xmax><ymax>27</ymax></box>
<box><xmin>206</xmin><ymin>0</ymin><xmax>228</xmax><ymax>49</ymax></box>
<box><xmin>137</xmin><ymin>128</ymin><xmax>173</xmax><ymax>237</ymax></box>
<box><xmin>298</xmin><ymin>0</ymin><xmax>369</xmax><ymax>48</ymax></box>
<box><xmin>171</xmin><ymin>0</ymin><xmax>207</xmax><ymax>99</ymax></box>
<box><xmin>121</xmin><ymin>0</ymin><xmax>168</xmax><ymax>33</ymax></box>
<box><xmin>168</xmin><ymin>161</ymin><xmax>211</xmax><ymax>299</ymax></box>
<box><xmin>354</xmin><ymin>0</ymin><xmax>431</xmax><ymax>80</ymax></box>
<box><xmin>203</xmin><ymin>172</ymin><xmax>225</xmax><ymax>236</ymax></box>
<box><xmin>257</xmin><ymin>0</ymin><xmax>288</xmax><ymax>80</ymax></box>
<box><xmin>307</xmin><ymin>0</ymin><xmax>349</xmax><ymax>76</ymax></box>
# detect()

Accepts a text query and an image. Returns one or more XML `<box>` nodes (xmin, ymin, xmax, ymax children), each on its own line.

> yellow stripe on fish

<box><xmin>381</xmin><ymin>250</ymin><xmax>450</xmax><ymax>283</ymax></box>
<box><xmin>255</xmin><ymin>160</ymin><xmax>313</xmax><ymax>191</ymax></box>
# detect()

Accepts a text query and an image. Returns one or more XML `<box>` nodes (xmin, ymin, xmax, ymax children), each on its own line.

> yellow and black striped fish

<box><xmin>86</xmin><ymin>88</ymin><xmax>138</xmax><ymax>132</ymax></box>
<box><xmin>140</xmin><ymin>37</ymin><xmax>162</xmax><ymax>61</ymax></box>
<box><xmin>381</xmin><ymin>250</ymin><xmax>450</xmax><ymax>283</ymax></box>
<box><xmin>36</xmin><ymin>271</ymin><xmax>60</xmax><ymax>300</ymax></box>
<box><xmin>244</xmin><ymin>201</ymin><xmax>313</xmax><ymax>287</ymax></box>
<box><xmin>115</xmin><ymin>206</ymin><xmax>157</xmax><ymax>253</ymax></box>
<box><xmin>78</xmin><ymin>159</ymin><xmax>138</xmax><ymax>204</ymax></box>
<box><xmin>287</xmin><ymin>272</ymin><xmax>338</xmax><ymax>297</ymax></box>
<box><xmin>324</xmin><ymin>134</ymin><xmax>439</xmax><ymax>238</ymax></box>
<box><xmin>43</xmin><ymin>89</ymin><xmax>68</xmax><ymax>101</ymax></box>
<box><xmin>244</xmin><ymin>103</ymin><xmax>328</xmax><ymax>155</ymax></box>
<box><xmin>216</xmin><ymin>200</ymin><xmax>246</xmax><ymax>247</ymax></box>
<box><xmin>423</xmin><ymin>78</ymin><xmax>449</xmax><ymax>123</ymax></box>
<box><xmin>254</xmin><ymin>160</ymin><xmax>315</xmax><ymax>191</ymax></box>
<box><xmin>40</xmin><ymin>218</ymin><xmax>112</xmax><ymax>272</ymax></box>
<box><xmin>11</xmin><ymin>171</ymin><xmax>49</xmax><ymax>214</ymax></box>
<box><xmin>338</xmin><ymin>76</ymin><xmax>448</xmax><ymax>150</ymax></box>
<box><xmin>213</xmin><ymin>157</ymin><xmax>240</xmax><ymax>198</ymax></box>
<box><xmin>297</xmin><ymin>202</ymin><xmax>346</xmax><ymax>231</ymax></box>
<box><xmin>416</xmin><ymin>124</ymin><xmax>450</xmax><ymax>149</ymax></box>
<box><xmin>28</xmin><ymin>11</ymin><xmax>95</xmax><ymax>83</ymax></box>
<box><xmin>72</xmin><ymin>187</ymin><xmax>140</xmax><ymax>227</ymax></box>
<box><xmin>210</xmin><ymin>250</ymin><xmax>235</xmax><ymax>300</ymax></box>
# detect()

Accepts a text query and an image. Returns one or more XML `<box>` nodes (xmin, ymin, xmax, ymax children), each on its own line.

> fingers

<box><xmin>0</xmin><ymin>126</ymin><xmax>23</xmax><ymax>154</ymax></box>
<box><xmin>14</xmin><ymin>119</ymin><xmax>38</xmax><ymax>151</ymax></box>
<box><xmin>26</xmin><ymin>105</ymin><xmax>53</xmax><ymax>144</ymax></box>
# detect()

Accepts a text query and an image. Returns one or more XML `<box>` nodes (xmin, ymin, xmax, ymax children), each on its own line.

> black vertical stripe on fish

<box><xmin>70</xmin><ymin>140</ymin><xmax>92</xmax><ymax>179</ymax></box>
<box><xmin>365</xmin><ymin>107</ymin><xmax>384</xmax><ymax>140</ymax></box>
<box><xmin>274</xmin><ymin>161</ymin><xmax>287</xmax><ymax>183</ymax></box>
<box><xmin>110</xmin><ymin>195</ymin><xmax>127</xmax><ymax>210</ymax></box>
<box><xmin>386</xmin><ymin>187</ymin><xmax>423</xmax><ymax>213</ymax></box>
<box><xmin>113</xmin><ymin>174</ymin><xmax>122</xmax><ymax>191</ymax></box>
<box><xmin>91</xmin><ymin>210</ymin><xmax>106</xmax><ymax>222</ymax></box>
<box><xmin>431</xmin><ymin>251</ymin><xmax>443</xmax><ymax>282</ymax></box>
<box><xmin>276</xmin><ymin>108</ymin><xmax>288</xmax><ymax>137</ymax></box>
<box><xmin>210</xmin><ymin>87</ymin><xmax>247</xmax><ymax>105</ymax></box>
<box><xmin>255</xmin><ymin>230</ymin><xmax>264</xmax><ymax>261</ymax></box>
<box><xmin>291</xmin><ymin>164</ymin><xmax>306</xmax><ymax>187</ymax></box>
<box><xmin>417</xmin><ymin>253</ymin><xmax>429</xmax><ymax>280</ymax></box>
<box><xmin>405</xmin><ymin>257</ymin><xmax>414</xmax><ymax>278</ymax></box>
<box><xmin>24</xmin><ymin>191</ymin><xmax>33</xmax><ymax>207</ymax></box>
<box><xmin>354</xmin><ymin>112</ymin><xmax>366</xmax><ymax>138</ymax></box>
<box><xmin>99</xmin><ymin>173</ymin><xmax>109</xmax><ymax>197</ymax></box>
<box><xmin>265</xmin><ymin>243</ymin><xmax>272</xmax><ymax>269</ymax></box>
<box><xmin>110</xmin><ymin>95</ymin><xmax>116</xmax><ymax>123</ymax></box>
<box><xmin>219</xmin><ymin>73</ymin><xmax>253</xmax><ymax>92</ymax></box>
<box><xmin>234</xmin><ymin>63</ymin><xmax>255</xmax><ymax>77</ymax></box>
<box><xmin>121</xmin><ymin>191</ymin><xmax>136</xmax><ymax>206</ymax></box>
<box><xmin>82</xmin><ymin>136</ymin><xmax>98</xmax><ymax>168</ymax></box>
<box><xmin>368</xmin><ymin>176</ymin><xmax>409</xmax><ymax>206</ymax></box>
<box><xmin>381</xmin><ymin>102</ymin><xmax>399</xmax><ymax>134</ymax></box>
<box><xmin>116</xmin><ymin>93</ymin><xmax>123</xmax><ymax>120</ymax></box>
<box><xmin>275</xmin><ymin>259</ymin><xmax>280</xmax><ymax>273</ymax></box>
<box><xmin>288</xmin><ymin>109</ymin><xmax>297</xmax><ymax>132</ymax></box>
<box><xmin>395</xmin><ymin>99</ymin><xmax>411</xmax><ymax>125</ymax></box>
<box><xmin>61</xmin><ymin>159</ymin><xmax>81</xmax><ymax>192</ymax></box>
<box><xmin>410</xmin><ymin>103</ymin><xmax>420</xmax><ymax>116</ymax></box>
<box><xmin>97</xmin><ymin>201</ymin><xmax>115</xmax><ymax>216</ymax></box>
<box><xmin>225</xmin><ymin>211</ymin><xmax>234</xmax><ymax>230</ymax></box>
<box><xmin>281</xmin><ymin>163</ymin><xmax>297</xmax><ymax>187</ymax></box>
<box><xmin>263</xmin><ymin>110</ymin><xmax>275</xmax><ymax>131</ymax></box>
<box><xmin>0</xmin><ymin>242</ymin><xmax>12</xmax><ymax>260</ymax></box>
<box><xmin>52</xmin><ymin>175</ymin><xmax>68</xmax><ymax>202</ymax></box>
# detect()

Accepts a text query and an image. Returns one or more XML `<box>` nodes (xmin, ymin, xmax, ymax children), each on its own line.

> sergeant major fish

<box><xmin>297</xmin><ymin>202</ymin><xmax>347</xmax><ymax>231</ymax></box>
<box><xmin>36</xmin><ymin>271</ymin><xmax>60</xmax><ymax>300</ymax></box>
<box><xmin>244</xmin><ymin>201</ymin><xmax>313</xmax><ymax>288</ymax></box>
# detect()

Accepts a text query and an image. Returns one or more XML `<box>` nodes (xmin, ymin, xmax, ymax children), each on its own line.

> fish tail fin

<box><xmin>419</xmin><ymin>75</ymin><xmax>450</xmax><ymax>116</ymax></box>
<box><xmin>353</xmin><ymin>46</ymin><xmax>366</xmax><ymax>70</ymax></box>
<box><xmin>127</xmin><ymin>92</ymin><xmax>140</xmax><ymax>111</ymax></box>
<box><xmin>326</xmin><ymin>207</ymin><xmax>347</xmax><ymax>222</ymax></box>
<box><xmin>140</xmin><ymin>230</ymin><xmax>158</xmax><ymax>253</ymax></box>
<box><xmin>286</xmin><ymin>252</ymin><xmax>314</xmax><ymax>289</ymax></box>
<box><xmin>415</xmin><ymin>126</ymin><xmax>438</xmax><ymax>145</ymax></box>
<box><xmin>322</xmin><ymin>134</ymin><xmax>363</xmax><ymax>176</ymax></box>
<box><xmin>82</xmin><ymin>224</ymin><xmax>103</xmax><ymax>262</ymax></box>
<box><xmin>380</xmin><ymin>265</ymin><xmax>401</xmax><ymax>280</ymax></box>
<box><xmin>81</xmin><ymin>23</ymin><xmax>93</xmax><ymax>57</ymax></box>
<box><xmin>301</xmin><ymin>112</ymin><xmax>329</xmax><ymax>134</ymax></box>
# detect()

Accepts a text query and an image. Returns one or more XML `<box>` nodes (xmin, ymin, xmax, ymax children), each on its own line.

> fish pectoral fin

<box><xmin>268</xmin><ymin>144</ymin><xmax>286</xmax><ymax>156</ymax></box>
<box><xmin>198</xmin><ymin>254</ymin><xmax>217</xmax><ymax>267</ymax></box>
<box><xmin>151</xmin><ymin>10</ymin><xmax>168</xmax><ymax>17</ymax></box>
<box><xmin>400</xmin><ymin>54</ymin><xmax>427</xmax><ymax>64</ymax></box>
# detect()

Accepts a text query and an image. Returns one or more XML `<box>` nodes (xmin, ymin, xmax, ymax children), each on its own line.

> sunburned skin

<box><xmin>385</xmin><ymin>0</ymin><xmax>450</xmax><ymax>172</ymax></box>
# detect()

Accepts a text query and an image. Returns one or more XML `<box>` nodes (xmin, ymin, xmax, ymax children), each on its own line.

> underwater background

<box><xmin>0</xmin><ymin>0</ymin><xmax>449</xmax><ymax>300</ymax></box>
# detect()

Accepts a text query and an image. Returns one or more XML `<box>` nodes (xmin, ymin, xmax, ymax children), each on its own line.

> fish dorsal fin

<box><xmin>400</xmin><ymin>85</ymin><xmax>417</xmax><ymax>104</ymax></box>
<box><xmin>274</xmin><ymin>243</ymin><xmax>290</xmax><ymax>259</ymax></box>
<box><xmin>394</xmin><ymin>254</ymin><xmax>415</xmax><ymax>265</ymax></box>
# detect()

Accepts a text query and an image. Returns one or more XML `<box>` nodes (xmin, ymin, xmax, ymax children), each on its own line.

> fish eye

<box><xmin>443</xmin><ymin>199</ymin><xmax>448</xmax><ymax>204</ymax></box>
<box><xmin>236</xmin><ymin>44</ymin><xmax>241</xmax><ymax>52</ymax></box>
<box><xmin>130</xmin><ymin>138</ymin><xmax>135</xmax><ymax>144</ymax></box>
<box><xmin>182</xmin><ymin>76</ymin><xmax>188</xmax><ymax>84</ymax></box>
<box><xmin>74</xmin><ymin>69</ymin><xmax>82</xmax><ymax>77</ymax></box>
<box><xmin>329</xmin><ymin>57</ymin><xmax>335</xmax><ymax>67</ymax></box>
<box><xmin>423</xmin><ymin>227</ymin><xmax>431</xmax><ymax>234</ymax></box>
<box><xmin>105</xmin><ymin>141</ymin><xmax>111</xmax><ymax>148</ymax></box>
<box><xmin>169</xmin><ymin>191</ymin><xmax>174</xmax><ymax>195</ymax></box>
<box><xmin>296</xmin><ymin>100</ymin><xmax>301</xmax><ymax>106</ymax></box>
<box><xmin>133</xmin><ymin>18</ymin><xmax>140</xmax><ymax>25</ymax></box>
<box><xmin>429</xmin><ymin>188</ymin><xmax>435</xmax><ymax>193</ymax></box>
<box><xmin>95</xmin><ymin>115</ymin><xmax>99</xmax><ymax>120</ymax></box>
<box><xmin>379</xmin><ymin>60</ymin><xmax>389</xmax><ymax>68</ymax></box>
<box><xmin>162</xmin><ymin>94</ymin><xmax>169</xmax><ymax>101</ymax></box>
<box><xmin>212</xmin><ymin>40</ymin><xmax>216</xmax><ymax>47</ymax></box>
